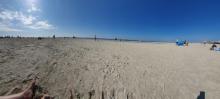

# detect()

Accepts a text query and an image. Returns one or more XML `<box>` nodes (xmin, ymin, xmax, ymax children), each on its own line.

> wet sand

<box><xmin>0</xmin><ymin>38</ymin><xmax>220</xmax><ymax>99</ymax></box>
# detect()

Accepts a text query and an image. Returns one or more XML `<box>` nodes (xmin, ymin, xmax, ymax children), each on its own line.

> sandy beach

<box><xmin>0</xmin><ymin>38</ymin><xmax>220</xmax><ymax>99</ymax></box>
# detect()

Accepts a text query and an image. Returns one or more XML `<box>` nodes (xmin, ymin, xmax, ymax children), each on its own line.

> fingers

<box><xmin>29</xmin><ymin>76</ymin><xmax>39</xmax><ymax>89</ymax></box>
<box><xmin>27</xmin><ymin>78</ymin><xmax>36</xmax><ymax>90</ymax></box>
<box><xmin>23</xmin><ymin>77</ymin><xmax>38</xmax><ymax>95</ymax></box>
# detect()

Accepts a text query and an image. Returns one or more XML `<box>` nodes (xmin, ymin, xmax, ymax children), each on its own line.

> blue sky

<box><xmin>0</xmin><ymin>0</ymin><xmax>220</xmax><ymax>41</ymax></box>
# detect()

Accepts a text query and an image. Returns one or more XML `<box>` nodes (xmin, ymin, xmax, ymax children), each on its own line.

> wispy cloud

<box><xmin>27</xmin><ymin>4</ymin><xmax>40</xmax><ymax>13</ymax></box>
<box><xmin>0</xmin><ymin>10</ymin><xmax>54</xmax><ymax>31</ymax></box>
<box><xmin>0</xmin><ymin>24</ymin><xmax>22</xmax><ymax>32</ymax></box>
<box><xmin>0</xmin><ymin>1</ymin><xmax>54</xmax><ymax>32</ymax></box>
<box><xmin>0</xmin><ymin>10</ymin><xmax>35</xmax><ymax>24</ymax></box>
<box><xmin>28</xmin><ymin>21</ymin><xmax>54</xmax><ymax>29</ymax></box>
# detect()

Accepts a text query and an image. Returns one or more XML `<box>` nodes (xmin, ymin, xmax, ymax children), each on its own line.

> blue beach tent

<box><xmin>176</xmin><ymin>40</ymin><xmax>185</xmax><ymax>46</ymax></box>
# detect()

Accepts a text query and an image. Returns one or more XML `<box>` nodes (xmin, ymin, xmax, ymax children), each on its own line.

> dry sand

<box><xmin>0</xmin><ymin>38</ymin><xmax>220</xmax><ymax>99</ymax></box>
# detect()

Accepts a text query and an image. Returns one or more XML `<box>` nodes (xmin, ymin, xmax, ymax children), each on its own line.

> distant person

<box><xmin>94</xmin><ymin>35</ymin><xmax>96</xmax><ymax>41</ymax></box>
<box><xmin>184</xmin><ymin>40</ymin><xmax>189</xmax><ymax>46</ymax></box>
<box><xmin>203</xmin><ymin>41</ymin><xmax>207</xmax><ymax>46</ymax></box>
<box><xmin>185</xmin><ymin>42</ymin><xmax>189</xmax><ymax>46</ymax></box>
<box><xmin>53</xmin><ymin>35</ymin><xmax>55</xmax><ymax>39</ymax></box>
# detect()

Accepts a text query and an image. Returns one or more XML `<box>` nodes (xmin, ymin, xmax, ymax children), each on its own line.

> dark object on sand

<box><xmin>210</xmin><ymin>44</ymin><xmax>217</xmax><ymax>50</ymax></box>
<box><xmin>197</xmin><ymin>91</ymin><xmax>205</xmax><ymax>99</ymax></box>
<box><xmin>38</xmin><ymin>37</ymin><xmax>43</xmax><ymax>40</ymax></box>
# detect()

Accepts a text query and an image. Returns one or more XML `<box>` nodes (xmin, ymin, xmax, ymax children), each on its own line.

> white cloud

<box><xmin>20</xmin><ymin>15</ymin><xmax>36</xmax><ymax>25</ymax></box>
<box><xmin>28</xmin><ymin>21</ymin><xmax>54</xmax><ymax>29</ymax></box>
<box><xmin>27</xmin><ymin>4</ymin><xmax>40</xmax><ymax>13</ymax></box>
<box><xmin>0</xmin><ymin>9</ymin><xmax>54</xmax><ymax>31</ymax></box>
<box><xmin>0</xmin><ymin>10</ymin><xmax>36</xmax><ymax>25</ymax></box>
<box><xmin>0</xmin><ymin>24</ymin><xmax>22</xmax><ymax>32</ymax></box>
<box><xmin>0</xmin><ymin>10</ymin><xmax>15</xmax><ymax>20</ymax></box>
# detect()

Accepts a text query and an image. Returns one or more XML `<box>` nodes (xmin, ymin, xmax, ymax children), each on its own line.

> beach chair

<box><xmin>214</xmin><ymin>48</ymin><xmax>220</xmax><ymax>51</ymax></box>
